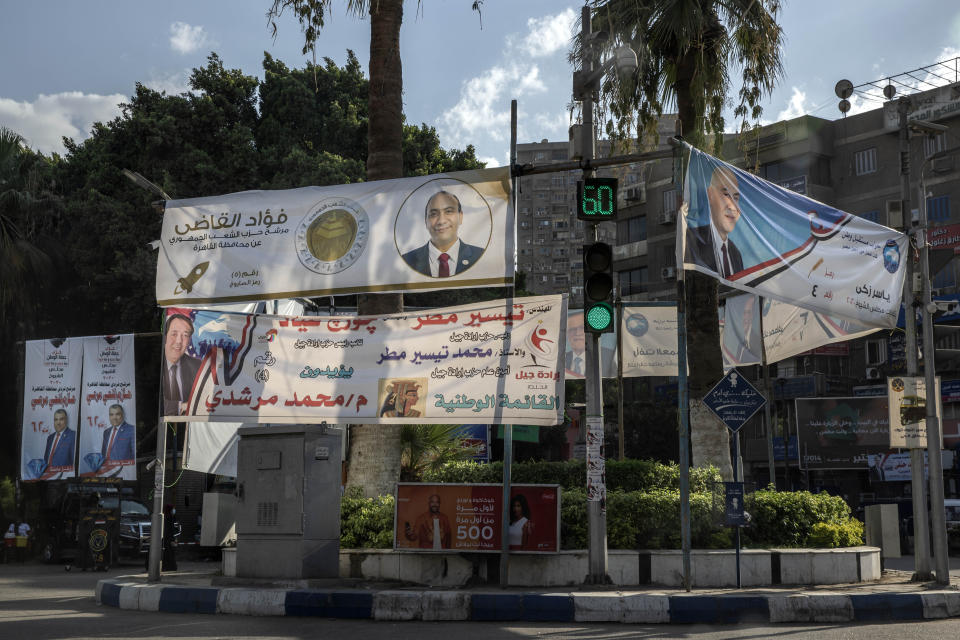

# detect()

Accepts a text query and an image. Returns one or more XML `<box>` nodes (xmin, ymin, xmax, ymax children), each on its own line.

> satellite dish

<box><xmin>838</xmin><ymin>99</ymin><xmax>851</xmax><ymax>114</ymax></box>
<box><xmin>835</xmin><ymin>79</ymin><xmax>853</xmax><ymax>100</ymax></box>
<box><xmin>883</xmin><ymin>84</ymin><xmax>897</xmax><ymax>99</ymax></box>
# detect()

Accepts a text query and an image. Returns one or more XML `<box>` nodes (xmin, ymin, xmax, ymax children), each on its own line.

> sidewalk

<box><xmin>95</xmin><ymin>558</ymin><xmax>960</xmax><ymax>624</ymax></box>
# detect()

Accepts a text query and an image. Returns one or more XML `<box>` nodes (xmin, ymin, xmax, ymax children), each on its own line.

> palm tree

<box><xmin>400</xmin><ymin>424</ymin><xmax>479</xmax><ymax>481</ymax></box>
<box><xmin>573</xmin><ymin>0</ymin><xmax>785</xmax><ymax>477</ymax></box>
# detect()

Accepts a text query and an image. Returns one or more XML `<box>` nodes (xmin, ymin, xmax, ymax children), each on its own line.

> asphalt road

<box><xmin>3</xmin><ymin>560</ymin><xmax>960</xmax><ymax>640</ymax></box>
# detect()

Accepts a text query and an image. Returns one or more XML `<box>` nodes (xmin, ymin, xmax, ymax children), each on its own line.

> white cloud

<box><xmin>518</xmin><ymin>9</ymin><xmax>576</xmax><ymax>58</ymax></box>
<box><xmin>479</xmin><ymin>155</ymin><xmax>502</xmax><ymax>168</ymax></box>
<box><xmin>0</xmin><ymin>92</ymin><xmax>125</xmax><ymax>155</ymax></box>
<box><xmin>169</xmin><ymin>22</ymin><xmax>209</xmax><ymax>55</ymax></box>
<box><xmin>145</xmin><ymin>69</ymin><xmax>192</xmax><ymax>96</ymax></box>
<box><xmin>777</xmin><ymin>87</ymin><xmax>808</xmax><ymax>121</ymax></box>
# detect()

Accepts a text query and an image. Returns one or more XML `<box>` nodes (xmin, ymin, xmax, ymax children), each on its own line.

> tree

<box><xmin>574</xmin><ymin>0</ymin><xmax>784</xmax><ymax>477</ymax></box>
<box><xmin>399</xmin><ymin>425</ymin><xmax>478</xmax><ymax>481</ymax></box>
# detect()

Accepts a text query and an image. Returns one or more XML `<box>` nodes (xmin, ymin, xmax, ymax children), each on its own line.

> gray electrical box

<box><xmin>235</xmin><ymin>424</ymin><xmax>341</xmax><ymax>578</ymax></box>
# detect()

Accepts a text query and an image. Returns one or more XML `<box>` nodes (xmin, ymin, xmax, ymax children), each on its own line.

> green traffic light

<box><xmin>585</xmin><ymin>303</ymin><xmax>614</xmax><ymax>332</ymax></box>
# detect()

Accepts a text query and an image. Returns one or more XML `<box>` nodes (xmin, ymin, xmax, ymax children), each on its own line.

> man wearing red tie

<box><xmin>401</xmin><ymin>190</ymin><xmax>485</xmax><ymax>278</ymax></box>
<box><xmin>43</xmin><ymin>409</ymin><xmax>76</xmax><ymax>471</ymax></box>
<box><xmin>99</xmin><ymin>404</ymin><xmax>135</xmax><ymax>466</ymax></box>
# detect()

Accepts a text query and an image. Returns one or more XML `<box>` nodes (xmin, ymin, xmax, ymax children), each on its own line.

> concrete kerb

<box><xmin>95</xmin><ymin>579</ymin><xmax>960</xmax><ymax>623</ymax></box>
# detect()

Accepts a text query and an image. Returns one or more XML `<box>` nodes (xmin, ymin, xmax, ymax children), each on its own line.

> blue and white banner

<box><xmin>620</xmin><ymin>304</ymin><xmax>680</xmax><ymax>377</ymax></box>
<box><xmin>679</xmin><ymin>145</ymin><xmax>907</xmax><ymax>328</ymax></box>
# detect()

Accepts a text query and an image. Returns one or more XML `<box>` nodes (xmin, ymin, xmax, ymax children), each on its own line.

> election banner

<box><xmin>720</xmin><ymin>293</ymin><xmax>880</xmax><ymax>369</ymax></box>
<box><xmin>157</xmin><ymin>168</ymin><xmax>513</xmax><ymax>306</ymax></box>
<box><xmin>565</xmin><ymin>309</ymin><xmax>617</xmax><ymax>378</ymax></box>
<box><xmin>161</xmin><ymin>294</ymin><xmax>565</xmax><ymax>425</ymax></box>
<box><xmin>394</xmin><ymin>483</ymin><xmax>560</xmax><ymax>553</ymax></box>
<box><xmin>620</xmin><ymin>303</ymin><xmax>679</xmax><ymax>377</ymax></box>
<box><xmin>679</xmin><ymin>145</ymin><xmax>907</xmax><ymax>328</ymax></box>
<box><xmin>21</xmin><ymin>339</ymin><xmax>82</xmax><ymax>481</ymax></box>
<box><xmin>78</xmin><ymin>335</ymin><xmax>137</xmax><ymax>480</ymax></box>
<box><xmin>867</xmin><ymin>451</ymin><xmax>954</xmax><ymax>482</ymax></box>
<box><xmin>887</xmin><ymin>376</ymin><xmax>941</xmax><ymax>449</ymax></box>
<box><xmin>796</xmin><ymin>397</ymin><xmax>890</xmax><ymax>470</ymax></box>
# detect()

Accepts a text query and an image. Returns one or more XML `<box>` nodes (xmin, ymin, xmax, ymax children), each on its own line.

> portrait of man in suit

<box><xmin>100</xmin><ymin>404</ymin><xmax>136</xmax><ymax>464</ymax></box>
<box><xmin>162</xmin><ymin>313</ymin><xmax>201</xmax><ymax>416</ymax></box>
<box><xmin>684</xmin><ymin>165</ymin><xmax>744</xmax><ymax>279</ymax></box>
<box><xmin>565</xmin><ymin>312</ymin><xmax>616</xmax><ymax>378</ymax></box>
<box><xmin>401</xmin><ymin>190</ymin><xmax>485</xmax><ymax>277</ymax></box>
<box><xmin>44</xmin><ymin>408</ymin><xmax>76</xmax><ymax>470</ymax></box>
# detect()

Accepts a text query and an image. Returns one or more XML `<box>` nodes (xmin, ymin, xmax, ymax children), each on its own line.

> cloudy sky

<box><xmin>2</xmin><ymin>1</ymin><xmax>959</xmax><ymax>167</ymax></box>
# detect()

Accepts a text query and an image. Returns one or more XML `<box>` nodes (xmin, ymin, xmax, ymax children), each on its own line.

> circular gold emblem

<box><xmin>89</xmin><ymin>528</ymin><xmax>108</xmax><ymax>552</ymax></box>
<box><xmin>296</xmin><ymin>198</ymin><xmax>369</xmax><ymax>274</ymax></box>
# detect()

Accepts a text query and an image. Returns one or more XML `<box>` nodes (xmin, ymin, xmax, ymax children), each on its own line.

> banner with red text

<box><xmin>161</xmin><ymin>295</ymin><xmax>565</xmax><ymax>425</ymax></box>
<box><xmin>78</xmin><ymin>335</ymin><xmax>137</xmax><ymax>480</ymax></box>
<box><xmin>394</xmin><ymin>483</ymin><xmax>560</xmax><ymax>552</ymax></box>
<box><xmin>21</xmin><ymin>339</ymin><xmax>83</xmax><ymax>481</ymax></box>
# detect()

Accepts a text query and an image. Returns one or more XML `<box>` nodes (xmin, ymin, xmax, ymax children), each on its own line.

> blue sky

<box><xmin>1</xmin><ymin>1</ymin><xmax>958</xmax><ymax>167</ymax></box>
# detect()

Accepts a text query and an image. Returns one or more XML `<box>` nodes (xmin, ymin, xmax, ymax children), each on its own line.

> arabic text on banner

<box><xmin>796</xmin><ymin>396</ymin><xmax>890</xmax><ymax>470</ymax></box>
<box><xmin>620</xmin><ymin>304</ymin><xmax>679</xmax><ymax>376</ymax></box>
<box><xmin>78</xmin><ymin>335</ymin><xmax>137</xmax><ymax>480</ymax></box>
<box><xmin>678</xmin><ymin>145</ymin><xmax>907</xmax><ymax>328</ymax></box>
<box><xmin>157</xmin><ymin>168</ymin><xmax>513</xmax><ymax>305</ymax></box>
<box><xmin>21</xmin><ymin>339</ymin><xmax>82</xmax><ymax>481</ymax></box>
<box><xmin>887</xmin><ymin>376</ymin><xmax>941</xmax><ymax>449</ymax></box>
<box><xmin>161</xmin><ymin>294</ymin><xmax>566</xmax><ymax>425</ymax></box>
<box><xmin>394</xmin><ymin>483</ymin><xmax>560</xmax><ymax>553</ymax></box>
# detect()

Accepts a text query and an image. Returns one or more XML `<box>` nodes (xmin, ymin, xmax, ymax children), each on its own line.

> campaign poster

<box><xmin>394</xmin><ymin>483</ymin><xmax>560</xmax><ymax>553</ymax></box>
<box><xmin>796</xmin><ymin>397</ymin><xmax>891</xmax><ymax>470</ymax></box>
<box><xmin>620</xmin><ymin>303</ymin><xmax>679</xmax><ymax>377</ymax></box>
<box><xmin>678</xmin><ymin>145</ymin><xmax>907</xmax><ymax>328</ymax></box>
<box><xmin>78</xmin><ymin>335</ymin><xmax>137</xmax><ymax>480</ymax></box>
<box><xmin>157</xmin><ymin>168</ymin><xmax>513</xmax><ymax>305</ymax></box>
<box><xmin>21</xmin><ymin>339</ymin><xmax>82</xmax><ymax>481</ymax></box>
<box><xmin>565</xmin><ymin>309</ymin><xmax>618</xmax><ymax>379</ymax></box>
<box><xmin>887</xmin><ymin>376</ymin><xmax>941</xmax><ymax>449</ymax></box>
<box><xmin>160</xmin><ymin>294</ymin><xmax>565</xmax><ymax>425</ymax></box>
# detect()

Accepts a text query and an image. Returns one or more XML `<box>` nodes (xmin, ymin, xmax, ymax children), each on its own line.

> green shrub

<box><xmin>340</xmin><ymin>488</ymin><xmax>394</xmax><ymax>549</ymax></box>
<box><xmin>744</xmin><ymin>489</ymin><xmax>852</xmax><ymax>548</ymax></box>
<box><xmin>806</xmin><ymin>519</ymin><xmax>864</xmax><ymax>548</ymax></box>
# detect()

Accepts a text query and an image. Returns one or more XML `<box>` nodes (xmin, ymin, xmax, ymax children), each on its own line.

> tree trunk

<box><xmin>346</xmin><ymin>0</ymin><xmax>405</xmax><ymax>496</ymax></box>
<box><xmin>676</xmin><ymin>54</ymin><xmax>732</xmax><ymax>480</ymax></box>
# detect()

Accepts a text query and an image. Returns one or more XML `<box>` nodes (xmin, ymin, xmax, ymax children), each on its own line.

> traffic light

<box><xmin>576</xmin><ymin>177</ymin><xmax>618</xmax><ymax>221</ymax></box>
<box><xmin>582</xmin><ymin>242</ymin><xmax>614</xmax><ymax>333</ymax></box>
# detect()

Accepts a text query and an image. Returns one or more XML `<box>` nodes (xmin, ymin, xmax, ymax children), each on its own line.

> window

<box><xmin>535</xmin><ymin>151</ymin><xmax>547</xmax><ymax>161</ymax></box>
<box><xmin>928</xmin><ymin>195</ymin><xmax>950</xmax><ymax>223</ymax></box>
<box><xmin>551</xmin><ymin>175</ymin><xmax>565</xmax><ymax>188</ymax></box>
<box><xmin>618</xmin><ymin>267</ymin><xmax>648</xmax><ymax>296</ymax></box>
<box><xmin>538</xmin><ymin>220</ymin><xmax>551</xmax><ymax>228</ymax></box>
<box><xmin>555</xmin><ymin>274</ymin><xmax>569</xmax><ymax>285</ymax></box>
<box><xmin>554</xmin><ymin>248</ymin><xmax>568</xmax><ymax>257</ymax></box>
<box><xmin>662</xmin><ymin>189</ymin><xmax>678</xmax><ymax>214</ymax></box>
<box><xmin>555</xmin><ymin>220</ymin><xmax>568</xmax><ymax>229</ymax></box>
<box><xmin>854</xmin><ymin>148</ymin><xmax>877</xmax><ymax>176</ymax></box>
<box><xmin>519</xmin><ymin>220</ymin><xmax>530</xmax><ymax>229</ymax></box>
<box><xmin>861</xmin><ymin>210</ymin><xmax>879</xmax><ymax>223</ymax></box>
<box><xmin>933</xmin><ymin>267</ymin><xmax>956</xmax><ymax>290</ymax></box>
<box><xmin>865</xmin><ymin>339</ymin><xmax>886</xmax><ymax>366</ymax></box>
<box><xmin>924</xmin><ymin>132</ymin><xmax>947</xmax><ymax>158</ymax></box>
<box><xmin>617</xmin><ymin>216</ymin><xmax>647</xmax><ymax>244</ymax></box>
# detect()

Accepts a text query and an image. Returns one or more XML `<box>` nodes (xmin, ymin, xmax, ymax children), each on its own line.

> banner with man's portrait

<box><xmin>156</xmin><ymin>168</ymin><xmax>513</xmax><ymax>306</ymax></box>
<box><xmin>678</xmin><ymin>145</ymin><xmax>907</xmax><ymax>328</ymax></box>
<box><xmin>21</xmin><ymin>339</ymin><xmax>83</xmax><ymax>481</ymax></box>
<box><xmin>161</xmin><ymin>294</ymin><xmax>565</xmax><ymax>425</ymax></box>
<box><xmin>564</xmin><ymin>309</ymin><xmax>617</xmax><ymax>379</ymax></box>
<box><xmin>78</xmin><ymin>335</ymin><xmax>137</xmax><ymax>480</ymax></box>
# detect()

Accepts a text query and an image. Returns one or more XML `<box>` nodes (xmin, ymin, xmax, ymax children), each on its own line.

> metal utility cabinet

<box><xmin>235</xmin><ymin>424</ymin><xmax>341</xmax><ymax>578</ymax></box>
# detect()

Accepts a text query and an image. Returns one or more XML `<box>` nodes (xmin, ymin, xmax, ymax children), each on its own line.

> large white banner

<box><xmin>620</xmin><ymin>304</ymin><xmax>679</xmax><ymax>377</ymax></box>
<box><xmin>161</xmin><ymin>295</ymin><xmax>566</xmax><ymax>425</ymax></box>
<box><xmin>157</xmin><ymin>168</ymin><xmax>513</xmax><ymax>306</ymax></box>
<box><xmin>78</xmin><ymin>335</ymin><xmax>137</xmax><ymax>480</ymax></box>
<box><xmin>720</xmin><ymin>293</ymin><xmax>880</xmax><ymax>369</ymax></box>
<box><xmin>679</xmin><ymin>145</ymin><xmax>907</xmax><ymax>328</ymax></box>
<box><xmin>21</xmin><ymin>339</ymin><xmax>82</xmax><ymax>481</ymax></box>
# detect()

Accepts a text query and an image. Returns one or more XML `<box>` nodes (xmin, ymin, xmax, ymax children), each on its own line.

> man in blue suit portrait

<box><xmin>401</xmin><ymin>190</ymin><xmax>485</xmax><ymax>277</ymax></box>
<box><xmin>44</xmin><ymin>408</ymin><xmax>76</xmax><ymax>469</ymax></box>
<box><xmin>101</xmin><ymin>404</ymin><xmax>135</xmax><ymax>464</ymax></box>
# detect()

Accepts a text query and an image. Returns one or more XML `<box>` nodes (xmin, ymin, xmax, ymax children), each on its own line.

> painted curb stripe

<box><xmin>520</xmin><ymin>594</ymin><xmax>574</xmax><ymax>622</ymax></box>
<box><xmin>99</xmin><ymin>582</ymin><xmax>122</xmax><ymax>608</ymax></box>
<box><xmin>850</xmin><ymin>594</ymin><xmax>925</xmax><ymax>621</ymax></box>
<box><xmin>669</xmin><ymin>596</ymin><xmax>769</xmax><ymax>624</ymax></box>
<box><xmin>471</xmin><ymin>594</ymin><xmax>523</xmax><ymax>621</ymax></box>
<box><xmin>158</xmin><ymin>587</ymin><xmax>219</xmax><ymax>614</ymax></box>
<box><xmin>285</xmin><ymin>590</ymin><xmax>373</xmax><ymax>618</ymax></box>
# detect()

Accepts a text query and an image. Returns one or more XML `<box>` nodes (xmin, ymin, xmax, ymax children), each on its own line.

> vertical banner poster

<box><xmin>620</xmin><ymin>304</ymin><xmax>679</xmax><ymax>376</ymax></box>
<box><xmin>796</xmin><ymin>397</ymin><xmax>890</xmax><ymax>470</ymax></box>
<box><xmin>887</xmin><ymin>375</ymin><xmax>940</xmax><ymax>448</ymax></box>
<box><xmin>78</xmin><ymin>335</ymin><xmax>137</xmax><ymax>479</ymax></box>
<box><xmin>394</xmin><ymin>483</ymin><xmax>560</xmax><ymax>552</ymax></box>
<box><xmin>565</xmin><ymin>309</ymin><xmax>617</xmax><ymax>378</ymax></box>
<box><xmin>21</xmin><ymin>339</ymin><xmax>82</xmax><ymax>481</ymax></box>
<box><xmin>678</xmin><ymin>144</ymin><xmax>907</xmax><ymax>328</ymax></box>
<box><xmin>161</xmin><ymin>294</ymin><xmax>565</xmax><ymax>425</ymax></box>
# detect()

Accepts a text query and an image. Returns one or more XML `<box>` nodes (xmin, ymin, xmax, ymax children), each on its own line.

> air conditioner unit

<box><xmin>661</xmin><ymin>266</ymin><xmax>676</xmax><ymax>279</ymax></box>
<box><xmin>865</xmin><ymin>367</ymin><xmax>882</xmax><ymax>380</ymax></box>
<box><xmin>886</xmin><ymin>199</ymin><xmax>903</xmax><ymax>228</ymax></box>
<box><xmin>626</xmin><ymin>184</ymin><xmax>646</xmax><ymax>203</ymax></box>
<box><xmin>659</xmin><ymin>211</ymin><xmax>676</xmax><ymax>225</ymax></box>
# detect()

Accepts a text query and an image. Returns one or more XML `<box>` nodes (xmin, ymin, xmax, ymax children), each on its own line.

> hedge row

<box><xmin>339</xmin><ymin>485</ymin><xmax>863</xmax><ymax>550</ymax></box>
<box><xmin>423</xmin><ymin>459</ymin><xmax>724</xmax><ymax>493</ymax></box>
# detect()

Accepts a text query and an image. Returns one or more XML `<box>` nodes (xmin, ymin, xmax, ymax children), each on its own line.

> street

<box><xmin>3</xmin><ymin>560</ymin><xmax>960</xmax><ymax>639</ymax></box>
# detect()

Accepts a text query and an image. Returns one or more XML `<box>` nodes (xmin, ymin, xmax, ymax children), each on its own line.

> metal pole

<box><xmin>147</xmin><ymin>419</ymin><xmax>166</xmax><ymax>582</ymax></box>
<box><xmin>919</xmin><ymin>174</ymin><xmax>950</xmax><ymax>585</ymax></box>
<box><xmin>899</xmin><ymin>97</ymin><xmax>932</xmax><ymax>580</ymax></box>
<box><xmin>732</xmin><ymin>432</ymin><xmax>741</xmax><ymax>588</ymax></box>
<box><xmin>617</xmin><ymin>296</ymin><xmax>625</xmax><ymax>461</ymax></box>
<box><xmin>674</xmin><ymin>135</ymin><xmax>692</xmax><ymax>592</ymax></box>
<box><xmin>499</xmin><ymin>424</ymin><xmax>513</xmax><ymax>586</ymax></box>
<box><xmin>757</xmin><ymin>296</ymin><xmax>777</xmax><ymax>489</ymax></box>
<box><xmin>581</xmin><ymin>4</ymin><xmax>608</xmax><ymax>584</ymax></box>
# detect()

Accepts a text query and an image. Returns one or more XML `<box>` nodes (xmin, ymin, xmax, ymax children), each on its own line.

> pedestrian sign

<box><xmin>703</xmin><ymin>369</ymin><xmax>766</xmax><ymax>432</ymax></box>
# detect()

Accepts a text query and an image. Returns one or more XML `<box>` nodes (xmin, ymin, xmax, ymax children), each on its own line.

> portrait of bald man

<box><xmin>684</xmin><ymin>165</ymin><xmax>744</xmax><ymax>279</ymax></box>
